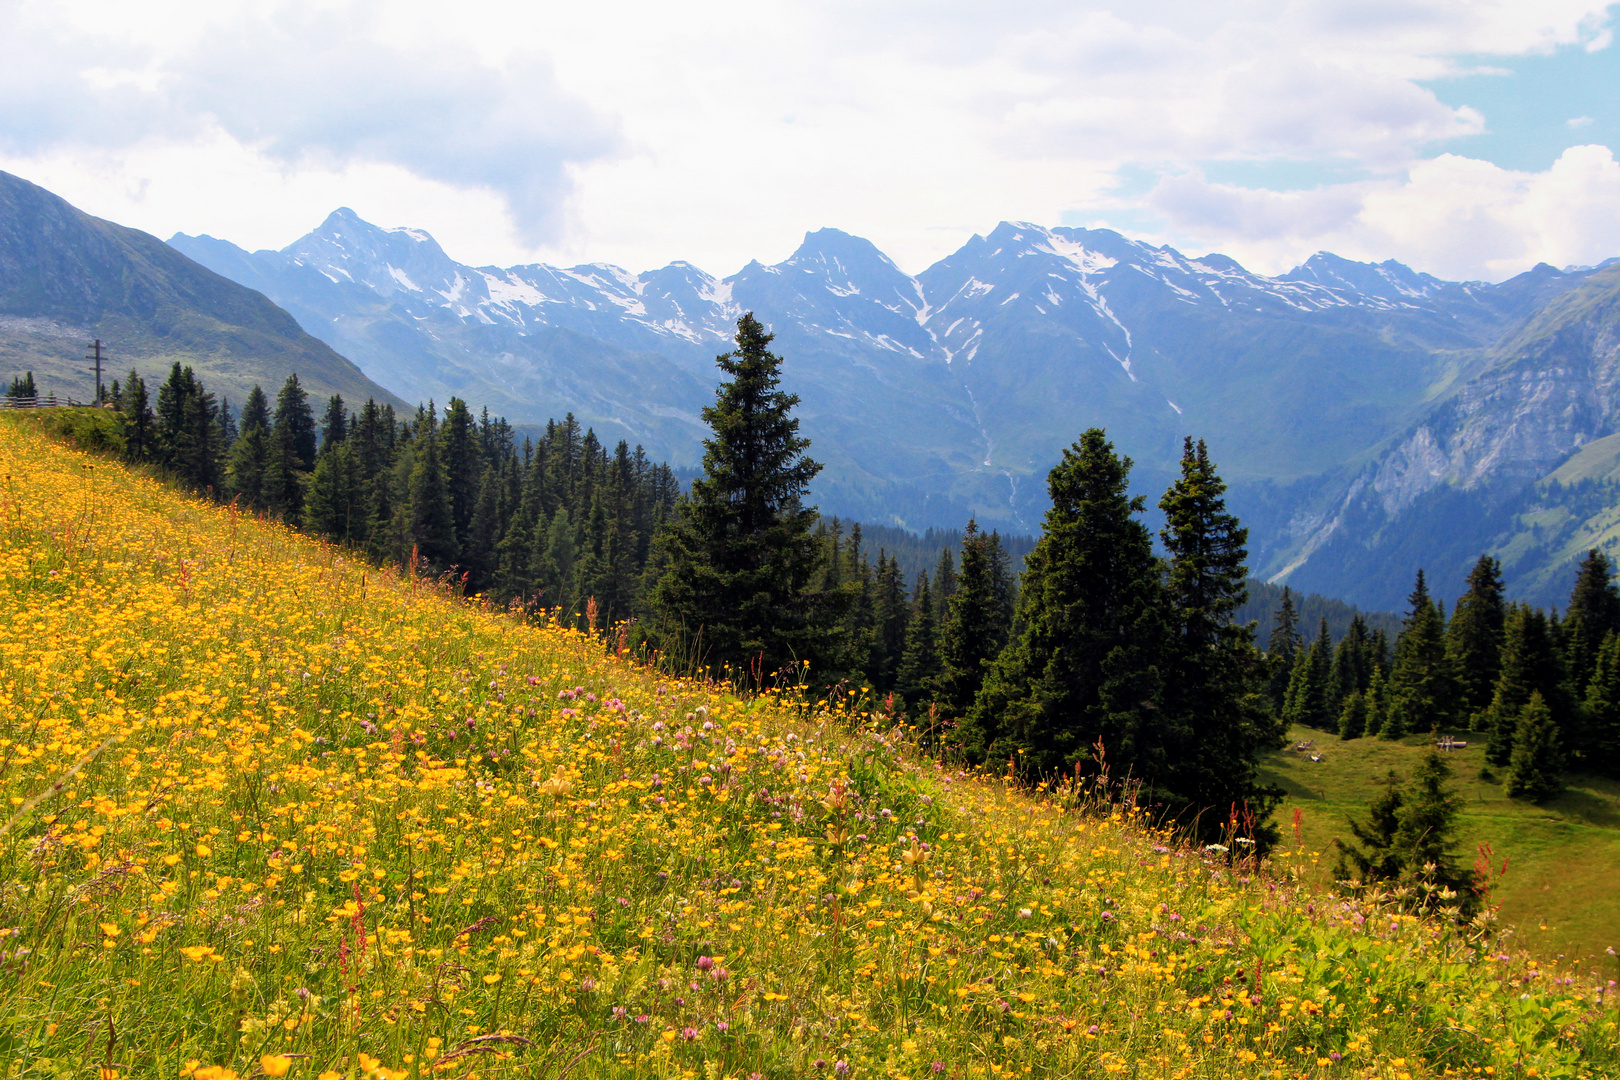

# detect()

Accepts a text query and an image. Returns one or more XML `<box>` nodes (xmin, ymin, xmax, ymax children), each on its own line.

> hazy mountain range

<box><xmin>4</xmin><ymin>168</ymin><xmax>1620</xmax><ymax>610</ymax></box>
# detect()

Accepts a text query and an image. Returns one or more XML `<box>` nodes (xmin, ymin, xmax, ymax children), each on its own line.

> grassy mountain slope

<box><xmin>0</xmin><ymin>171</ymin><xmax>406</xmax><ymax>411</ymax></box>
<box><xmin>1261</xmin><ymin>726</ymin><xmax>1620</xmax><ymax>964</ymax></box>
<box><xmin>0</xmin><ymin>416</ymin><xmax>1615</xmax><ymax>1080</ymax></box>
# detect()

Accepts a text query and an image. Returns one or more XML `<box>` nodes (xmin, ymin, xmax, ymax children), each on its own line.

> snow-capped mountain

<box><xmin>169</xmin><ymin>213</ymin><xmax>1597</xmax><ymax>537</ymax></box>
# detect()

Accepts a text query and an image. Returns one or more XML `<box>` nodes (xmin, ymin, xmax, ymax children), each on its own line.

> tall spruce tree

<box><xmin>319</xmin><ymin>393</ymin><xmax>348</xmax><ymax>448</ymax></box>
<box><xmin>1267</xmin><ymin>587</ymin><xmax>1303</xmax><ymax>712</ymax></box>
<box><xmin>1565</xmin><ymin>549</ymin><xmax>1620</xmax><ymax>695</ymax></box>
<box><xmin>1156</xmin><ymin>437</ymin><xmax>1276</xmax><ymax>831</ymax></box>
<box><xmin>226</xmin><ymin>385</ymin><xmax>273</xmax><ymax>508</ymax></box>
<box><xmin>1485</xmin><ymin>604</ymin><xmax>1567</xmax><ymax>766</ymax></box>
<box><xmin>1283</xmin><ymin>621</ymin><xmax>1335</xmax><ymax>730</ymax></box>
<box><xmin>895</xmin><ymin>572</ymin><xmax>941</xmax><ymax>711</ymax></box>
<box><xmin>273</xmin><ymin>374</ymin><xmax>317</xmax><ymax>472</ymax></box>
<box><xmin>935</xmin><ymin>521</ymin><xmax>1010</xmax><ymax>718</ymax></box>
<box><xmin>1447</xmin><ymin>555</ymin><xmax>1507</xmax><ymax>724</ymax></box>
<box><xmin>1329</xmin><ymin>615</ymin><xmax>1376</xmax><ymax>715</ymax></box>
<box><xmin>649</xmin><ymin>314</ymin><xmax>834</xmax><ymax>674</ymax></box>
<box><xmin>1581</xmin><ymin>630</ymin><xmax>1620</xmax><ymax>778</ymax></box>
<box><xmin>407</xmin><ymin>407</ymin><xmax>458</xmax><ymax>566</ymax></box>
<box><xmin>932</xmin><ymin>547</ymin><xmax>957</xmax><ymax>625</ymax></box>
<box><xmin>960</xmin><ymin>430</ymin><xmax>1166</xmax><ymax>789</ymax></box>
<box><xmin>1506</xmin><ymin>691</ymin><xmax>1565</xmax><ymax>802</ymax></box>
<box><xmin>1382</xmin><ymin>571</ymin><xmax>1454</xmax><ymax>739</ymax></box>
<box><xmin>117</xmin><ymin>369</ymin><xmax>154</xmax><ymax>463</ymax></box>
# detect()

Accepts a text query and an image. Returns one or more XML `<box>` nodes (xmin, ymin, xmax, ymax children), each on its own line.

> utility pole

<box><xmin>86</xmin><ymin>339</ymin><xmax>104</xmax><ymax>404</ymax></box>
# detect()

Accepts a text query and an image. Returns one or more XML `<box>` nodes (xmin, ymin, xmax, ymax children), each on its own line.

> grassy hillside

<box><xmin>1261</xmin><ymin>726</ymin><xmax>1620</xmax><ymax>964</ymax></box>
<box><xmin>0</xmin><ymin>415</ymin><xmax>1615</xmax><ymax>1080</ymax></box>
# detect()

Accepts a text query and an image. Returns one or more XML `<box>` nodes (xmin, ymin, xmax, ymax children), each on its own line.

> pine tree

<box><xmin>935</xmin><ymin>521</ymin><xmax>1010</xmax><ymax>718</ymax></box>
<box><xmin>1333</xmin><ymin>771</ymin><xmax>1406</xmax><ymax>884</ymax></box>
<box><xmin>440</xmin><ymin>397</ymin><xmax>482</xmax><ymax>552</ymax></box>
<box><xmin>320</xmin><ymin>393</ymin><xmax>348</xmax><ymax>449</ymax></box>
<box><xmin>117</xmin><ymin>369</ymin><xmax>154</xmax><ymax>463</ymax></box>
<box><xmin>1267</xmin><ymin>587</ymin><xmax>1303</xmax><ymax>712</ymax></box>
<box><xmin>1395</xmin><ymin>750</ymin><xmax>1478</xmax><ymax>912</ymax></box>
<box><xmin>868</xmin><ymin>552</ymin><xmax>910</xmax><ymax>692</ymax></box>
<box><xmin>1581</xmin><ymin>630</ymin><xmax>1620</xmax><ymax>779</ymax></box>
<box><xmin>1485</xmin><ymin>604</ymin><xmax>1567</xmax><ymax>766</ymax></box>
<box><xmin>303</xmin><ymin>441</ymin><xmax>362</xmax><ymax>542</ymax></box>
<box><xmin>932</xmin><ymin>547</ymin><xmax>957</xmax><ymax>624</ymax></box>
<box><xmin>1328</xmin><ymin>615</ymin><xmax>1375</xmax><ymax>715</ymax></box>
<box><xmin>1156</xmin><ymin>437</ymin><xmax>1275</xmax><ymax>831</ymax></box>
<box><xmin>6</xmin><ymin>371</ymin><xmax>37</xmax><ymax>400</ymax></box>
<box><xmin>407</xmin><ymin>408</ymin><xmax>458</xmax><ymax>567</ymax></box>
<box><xmin>273</xmin><ymin>374</ymin><xmax>317</xmax><ymax>472</ymax></box>
<box><xmin>895</xmin><ymin>572</ymin><xmax>940</xmax><ymax>711</ymax></box>
<box><xmin>1446</xmin><ymin>555</ymin><xmax>1506</xmax><ymax>723</ymax></box>
<box><xmin>1337</xmin><ymin>691</ymin><xmax>1369</xmax><ymax>740</ymax></box>
<box><xmin>1283</xmin><ymin>621</ymin><xmax>1334</xmax><ymax>730</ymax></box>
<box><xmin>961</xmin><ymin>430</ymin><xmax>1167</xmax><ymax>787</ymax></box>
<box><xmin>1333</xmin><ymin>753</ymin><xmax>1477</xmax><ymax>914</ymax></box>
<box><xmin>1382</xmin><ymin>571</ymin><xmax>1454</xmax><ymax>739</ymax></box>
<box><xmin>1564</xmin><ymin>549</ymin><xmax>1620</xmax><ymax>695</ymax></box>
<box><xmin>1363</xmin><ymin>666</ymin><xmax>1388</xmax><ymax>737</ymax></box>
<box><xmin>1506</xmin><ymin>691</ymin><xmax>1565</xmax><ymax>802</ymax></box>
<box><xmin>650</xmin><ymin>315</ymin><xmax>835</xmax><ymax>673</ymax></box>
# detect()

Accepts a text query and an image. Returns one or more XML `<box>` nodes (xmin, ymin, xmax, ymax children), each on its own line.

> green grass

<box><xmin>1260</xmin><ymin>725</ymin><xmax>1620</xmax><ymax>968</ymax></box>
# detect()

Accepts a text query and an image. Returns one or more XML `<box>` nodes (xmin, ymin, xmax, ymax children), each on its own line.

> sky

<box><xmin>3</xmin><ymin>0</ymin><xmax>1619</xmax><ymax>282</ymax></box>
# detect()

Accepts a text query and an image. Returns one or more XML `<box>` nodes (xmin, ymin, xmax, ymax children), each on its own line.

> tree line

<box><xmin>1268</xmin><ymin>552</ymin><xmax>1620</xmax><ymax>802</ymax></box>
<box><xmin>643</xmin><ymin>315</ymin><xmax>1282</xmax><ymax>847</ymax></box>
<box><xmin>106</xmin><ymin>363</ymin><xmax>683</xmax><ymax>626</ymax></box>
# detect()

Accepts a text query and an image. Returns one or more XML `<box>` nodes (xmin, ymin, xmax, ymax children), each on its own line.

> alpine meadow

<box><xmin>2</xmin><ymin>316</ymin><xmax>1620</xmax><ymax>1080</ymax></box>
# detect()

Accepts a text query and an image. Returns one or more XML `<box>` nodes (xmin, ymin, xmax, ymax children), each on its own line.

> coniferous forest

<box><xmin>73</xmin><ymin>315</ymin><xmax>1619</xmax><ymax>857</ymax></box>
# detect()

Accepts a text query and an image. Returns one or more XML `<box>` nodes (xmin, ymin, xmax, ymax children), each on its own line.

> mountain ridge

<box><xmin>170</xmin><ymin>209</ymin><xmax>1599</xmax><ymax>536</ymax></box>
<box><xmin>0</xmin><ymin>171</ymin><xmax>407</xmax><ymax>412</ymax></box>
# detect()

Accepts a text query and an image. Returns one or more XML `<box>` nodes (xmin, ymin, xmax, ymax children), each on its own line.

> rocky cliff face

<box><xmin>1277</xmin><ymin>265</ymin><xmax>1620</xmax><ymax>608</ymax></box>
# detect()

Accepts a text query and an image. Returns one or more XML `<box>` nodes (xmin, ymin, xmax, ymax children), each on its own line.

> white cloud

<box><xmin>1134</xmin><ymin>146</ymin><xmax>1620</xmax><ymax>280</ymax></box>
<box><xmin>0</xmin><ymin>0</ymin><xmax>1615</xmax><ymax>280</ymax></box>
<box><xmin>1569</xmin><ymin>115</ymin><xmax>1597</xmax><ymax>127</ymax></box>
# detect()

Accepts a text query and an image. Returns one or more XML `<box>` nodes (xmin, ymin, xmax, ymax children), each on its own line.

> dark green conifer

<box><xmin>1564</xmin><ymin>549</ymin><xmax>1620</xmax><ymax>695</ymax></box>
<box><xmin>932</xmin><ymin>546</ymin><xmax>957</xmax><ymax>624</ymax></box>
<box><xmin>1506</xmin><ymin>691</ymin><xmax>1565</xmax><ymax>802</ymax></box>
<box><xmin>1382</xmin><ymin>571</ymin><xmax>1454</xmax><ymax>739</ymax></box>
<box><xmin>960</xmin><ymin>430</ymin><xmax>1166</xmax><ymax>786</ymax></box>
<box><xmin>1283</xmin><ymin>621</ymin><xmax>1334</xmax><ymax>730</ymax></box>
<box><xmin>303</xmin><ymin>441</ymin><xmax>362</xmax><ymax>542</ymax></box>
<box><xmin>935</xmin><ymin>521</ymin><xmax>1010</xmax><ymax>719</ymax></box>
<box><xmin>273</xmin><ymin>374</ymin><xmax>317</xmax><ymax>472</ymax></box>
<box><xmin>319</xmin><ymin>393</ymin><xmax>348</xmax><ymax>449</ymax></box>
<box><xmin>1446</xmin><ymin>555</ymin><xmax>1506</xmax><ymax>723</ymax></box>
<box><xmin>226</xmin><ymin>386</ymin><xmax>272</xmax><ymax>508</ymax></box>
<box><xmin>1328</xmin><ymin>615</ymin><xmax>1375</xmax><ymax>715</ymax></box>
<box><xmin>895</xmin><ymin>572</ymin><xmax>940</xmax><ymax>711</ymax></box>
<box><xmin>440</xmin><ymin>397</ymin><xmax>482</xmax><ymax>551</ymax></box>
<box><xmin>1581</xmin><ymin>630</ymin><xmax>1620</xmax><ymax>779</ymax></box>
<box><xmin>1267</xmin><ymin>586</ymin><xmax>1303</xmax><ymax>712</ymax></box>
<box><xmin>1156</xmin><ymin>437</ymin><xmax>1276</xmax><ymax>831</ymax></box>
<box><xmin>407</xmin><ymin>408</ymin><xmax>458</xmax><ymax>566</ymax></box>
<box><xmin>1337</xmin><ymin>691</ymin><xmax>1369</xmax><ymax>740</ymax></box>
<box><xmin>117</xmin><ymin>369</ymin><xmax>154</xmax><ymax>463</ymax></box>
<box><xmin>1485</xmin><ymin>604</ymin><xmax>1567</xmax><ymax>766</ymax></box>
<box><xmin>650</xmin><ymin>315</ymin><xmax>834</xmax><ymax>673</ymax></box>
<box><xmin>1333</xmin><ymin>771</ymin><xmax>1406</xmax><ymax>884</ymax></box>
